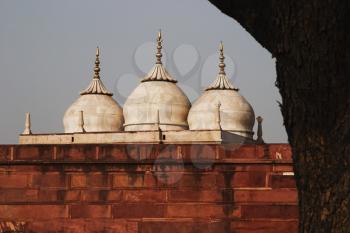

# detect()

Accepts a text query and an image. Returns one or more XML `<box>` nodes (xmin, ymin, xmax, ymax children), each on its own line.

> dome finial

<box><xmin>205</xmin><ymin>41</ymin><xmax>237</xmax><ymax>91</ymax></box>
<box><xmin>140</xmin><ymin>30</ymin><xmax>177</xmax><ymax>83</ymax></box>
<box><xmin>96</xmin><ymin>46</ymin><xmax>100</xmax><ymax>56</ymax></box>
<box><xmin>156</xmin><ymin>29</ymin><xmax>163</xmax><ymax>64</ymax></box>
<box><xmin>80</xmin><ymin>47</ymin><xmax>113</xmax><ymax>96</ymax></box>
<box><xmin>94</xmin><ymin>46</ymin><xmax>101</xmax><ymax>79</ymax></box>
<box><xmin>219</xmin><ymin>41</ymin><xmax>226</xmax><ymax>75</ymax></box>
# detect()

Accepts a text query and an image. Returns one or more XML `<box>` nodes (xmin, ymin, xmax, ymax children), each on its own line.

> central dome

<box><xmin>123</xmin><ymin>31</ymin><xmax>191</xmax><ymax>131</ymax></box>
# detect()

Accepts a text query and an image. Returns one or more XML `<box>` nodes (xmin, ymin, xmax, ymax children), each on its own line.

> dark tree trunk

<box><xmin>208</xmin><ymin>1</ymin><xmax>350</xmax><ymax>232</ymax></box>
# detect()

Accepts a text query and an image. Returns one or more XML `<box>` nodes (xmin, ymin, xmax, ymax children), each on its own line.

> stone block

<box><xmin>234</xmin><ymin>190</ymin><xmax>298</xmax><ymax>203</ymax></box>
<box><xmin>270</xmin><ymin>174</ymin><xmax>296</xmax><ymax>188</ymax></box>
<box><xmin>56</xmin><ymin>145</ymin><xmax>96</xmax><ymax>161</ymax></box>
<box><xmin>166</xmin><ymin>204</ymin><xmax>240</xmax><ymax>218</ymax></box>
<box><xmin>0</xmin><ymin>189</ymin><xmax>38</xmax><ymax>203</ymax></box>
<box><xmin>0</xmin><ymin>205</ymin><xmax>68</xmax><ymax>220</ymax></box>
<box><xmin>15</xmin><ymin>146</ymin><xmax>53</xmax><ymax>160</ymax></box>
<box><xmin>123</xmin><ymin>190</ymin><xmax>166</xmax><ymax>202</ymax></box>
<box><xmin>231</xmin><ymin>220</ymin><xmax>298</xmax><ymax>233</ymax></box>
<box><xmin>70</xmin><ymin>174</ymin><xmax>87</xmax><ymax>188</ymax></box>
<box><xmin>217</xmin><ymin>171</ymin><xmax>267</xmax><ymax>188</ymax></box>
<box><xmin>0</xmin><ymin>174</ymin><xmax>28</xmax><ymax>188</ymax></box>
<box><xmin>30</xmin><ymin>173</ymin><xmax>67</xmax><ymax>188</ymax></box>
<box><xmin>140</xmin><ymin>220</ymin><xmax>229</xmax><ymax>233</ymax></box>
<box><xmin>113</xmin><ymin>203</ymin><xmax>165</xmax><ymax>218</ymax></box>
<box><xmin>168</xmin><ymin>190</ymin><xmax>223</xmax><ymax>202</ymax></box>
<box><xmin>241</xmin><ymin>204</ymin><xmax>298</xmax><ymax>219</ymax></box>
<box><xmin>70</xmin><ymin>205</ymin><xmax>112</xmax><ymax>218</ymax></box>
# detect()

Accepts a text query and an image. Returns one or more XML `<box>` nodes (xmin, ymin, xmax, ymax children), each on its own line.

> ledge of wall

<box><xmin>0</xmin><ymin>144</ymin><xmax>292</xmax><ymax>164</ymax></box>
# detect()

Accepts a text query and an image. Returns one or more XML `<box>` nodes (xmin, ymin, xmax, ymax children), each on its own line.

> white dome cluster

<box><xmin>63</xmin><ymin>33</ymin><xmax>255</xmax><ymax>139</ymax></box>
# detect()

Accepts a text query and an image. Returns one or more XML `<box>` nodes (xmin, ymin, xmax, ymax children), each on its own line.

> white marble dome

<box><xmin>123</xmin><ymin>79</ymin><xmax>190</xmax><ymax>131</ymax></box>
<box><xmin>188</xmin><ymin>89</ymin><xmax>255</xmax><ymax>138</ymax></box>
<box><xmin>187</xmin><ymin>42</ymin><xmax>255</xmax><ymax>138</ymax></box>
<box><xmin>63</xmin><ymin>48</ymin><xmax>124</xmax><ymax>133</ymax></box>
<box><xmin>123</xmin><ymin>32</ymin><xmax>191</xmax><ymax>131</ymax></box>
<box><xmin>63</xmin><ymin>94</ymin><xmax>124</xmax><ymax>133</ymax></box>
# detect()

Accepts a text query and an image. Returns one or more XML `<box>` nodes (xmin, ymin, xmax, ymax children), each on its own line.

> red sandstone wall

<box><xmin>0</xmin><ymin>144</ymin><xmax>297</xmax><ymax>233</ymax></box>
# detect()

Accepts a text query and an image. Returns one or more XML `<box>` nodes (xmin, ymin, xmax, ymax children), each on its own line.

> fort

<box><xmin>0</xmin><ymin>143</ymin><xmax>296</xmax><ymax>233</ymax></box>
<box><xmin>0</xmin><ymin>32</ymin><xmax>297</xmax><ymax>233</ymax></box>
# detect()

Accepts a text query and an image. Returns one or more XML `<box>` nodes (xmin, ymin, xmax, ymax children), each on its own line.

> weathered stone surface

<box><xmin>0</xmin><ymin>144</ymin><xmax>297</xmax><ymax>232</ymax></box>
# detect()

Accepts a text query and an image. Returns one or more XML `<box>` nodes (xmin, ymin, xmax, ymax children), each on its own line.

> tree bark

<box><xmin>208</xmin><ymin>1</ymin><xmax>350</xmax><ymax>232</ymax></box>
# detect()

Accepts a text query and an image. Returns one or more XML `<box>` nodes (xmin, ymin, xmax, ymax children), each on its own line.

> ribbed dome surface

<box><xmin>63</xmin><ymin>47</ymin><xmax>124</xmax><ymax>133</ymax></box>
<box><xmin>63</xmin><ymin>95</ymin><xmax>123</xmax><ymax>133</ymax></box>
<box><xmin>123</xmin><ymin>80</ymin><xmax>190</xmax><ymax>131</ymax></box>
<box><xmin>187</xmin><ymin>90</ymin><xmax>255</xmax><ymax>138</ymax></box>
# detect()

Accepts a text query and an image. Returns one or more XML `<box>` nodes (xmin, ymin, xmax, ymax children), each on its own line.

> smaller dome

<box><xmin>63</xmin><ymin>47</ymin><xmax>124</xmax><ymax>133</ymax></box>
<box><xmin>188</xmin><ymin>42</ymin><xmax>255</xmax><ymax>138</ymax></box>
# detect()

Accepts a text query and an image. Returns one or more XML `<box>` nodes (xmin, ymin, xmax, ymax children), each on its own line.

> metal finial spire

<box><xmin>80</xmin><ymin>47</ymin><xmax>113</xmax><ymax>95</ymax></box>
<box><xmin>156</xmin><ymin>30</ymin><xmax>163</xmax><ymax>64</ymax></box>
<box><xmin>141</xmin><ymin>30</ymin><xmax>177</xmax><ymax>83</ymax></box>
<box><xmin>205</xmin><ymin>41</ymin><xmax>237</xmax><ymax>91</ymax></box>
<box><xmin>22</xmin><ymin>112</ymin><xmax>32</xmax><ymax>135</ymax></box>
<box><xmin>219</xmin><ymin>41</ymin><xmax>226</xmax><ymax>75</ymax></box>
<box><xmin>256</xmin><ymin>116</ymin><xmax>265</xmax><ymax>144</ymax></box>
<box><xmin>94</xmin><ymin>46</ymin><xmax>101</xmax><ymax>79</ymax></box>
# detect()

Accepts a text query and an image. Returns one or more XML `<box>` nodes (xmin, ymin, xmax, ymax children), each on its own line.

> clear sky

<box><xmin>0</xmin><ymin>0</ymin><xmax>288</xmax><ymax>144</ymax></box>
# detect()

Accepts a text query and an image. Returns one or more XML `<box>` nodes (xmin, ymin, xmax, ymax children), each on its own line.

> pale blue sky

<box><xmin>0</xmin><ymin>0</ymin><xmax>287</xmax><ymax>143</ymax></box>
